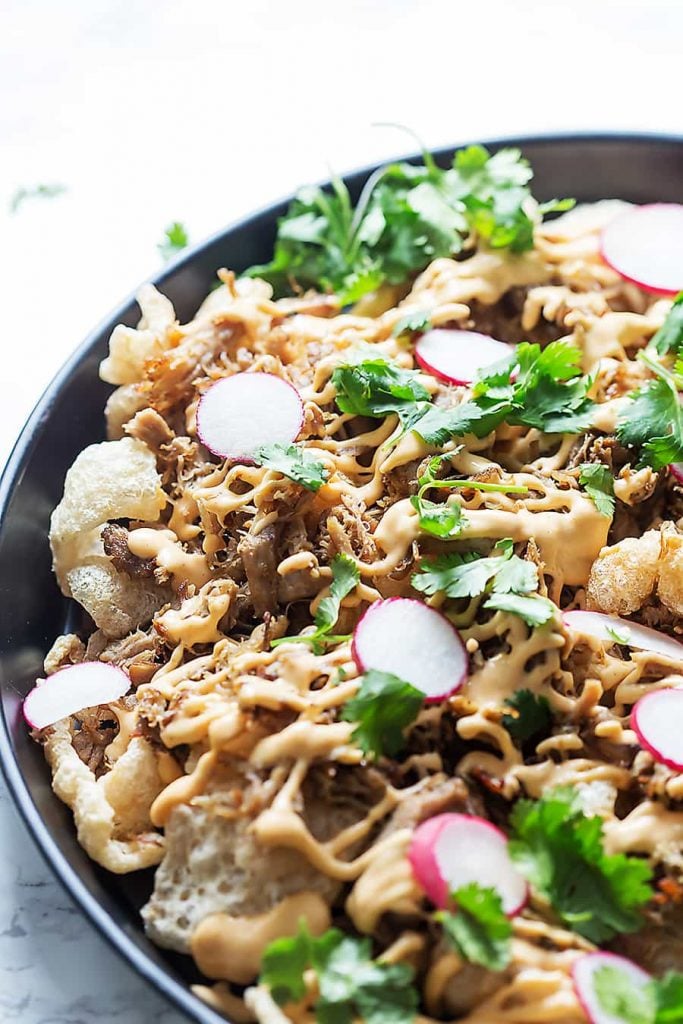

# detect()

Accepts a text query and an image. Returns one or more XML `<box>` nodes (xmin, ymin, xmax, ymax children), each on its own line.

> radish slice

<box><xmin>415</xmin><ymin>329</ymin><xmax>512</xmax><ymax>386</ymax></box>
<box><xmin>196</xmin><ymin>373</ymin><xmax>304</xmax><ymax>461</ymax></box>
<box><xmin>670</xmin><ymin>463</ymin><xmax>683</xmax><ymax>485</ymax></box>
<box><xmin>352</xmin><ymin>597</ymin><xmax>468</xmax><ymax>701</ymax></box>
<box><xmin>23</xmin><ymin>662</ymin><xmax>131</xmax><ymax>730</ymax></box>
<box><xmin>409</xmin><ymin>812</ymin><xmax>528</xmax><ymax>915</ymax></box>
<box><xmin>600</xmin><ymin>203</ymin><xmax>683</xmax><ymax>295</ymax></box>
<box><xmin>563</xmin><ymin>610</ymin><xmax>683</xmax><ymax>661</ymax></box>
<box><xmin>632</xmin><ymin>688</ymin><xmax>683</xmax><ymax>771</ymax></box>
<box><xmin>572</xmin><ymin>952</ymin><xmax>651</xmax><ymax>1024</ymax></box>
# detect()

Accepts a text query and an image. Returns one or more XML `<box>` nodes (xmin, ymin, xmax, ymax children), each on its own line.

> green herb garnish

<box><xmin>509</xmin><ymin>788</ymin><xmax>653</xmax><ymax>943</ymax></box>
<box><xmin>437</xmin><ymin>883</ymin><xmax>512</xmax><ymax>972</ymax></box>
<box><xmin>341</xmin><ymin>670</ymin><xmax>424</xmax><ymax>760</ymax></box>
<box><xmin>272</xmin><ymin>553</ymin><xmax>359</xmax><ymax>654</ymax></box>
<box><xmin>579</xmin><ymin>463</ymin><xmax>616</xmax><ymax>517</ymax></box>
<box><xmin>9</xmin><ymin>182</ymin><xmax>67</xmax><ymax>214</ymax></box>
<box><xmin>501</xmin><ymin>689</ymin><xmax>552</xmax><ymax>744</ymax></box>
<box><xmin>261</xmin><ymin>922</ymin><xmax>419</xmax><ymax>1024</ymax></box>
<box><xmin>255</xmin><ymin>442</ymin><xmax>328</xmax><ymax>492</ymax></box>
<box><xmin>647</xmin><ymin>292</ymin><xmax>683</xmax><ymax>358</ymax></box>
<box><xmin>617</xmin><ymin>351</ymin><xmax>683</xmax><ymax>469</ymax></box>
<box><xmin>247</xmin><ymin>145</ymin><xmax>572</xmax><ymax>303</ymax></box>
<box><xmin>392</xmin><ymin>310</ymin><xmax>432</xmax><ymax>337</ymax></box>
<box><xmin>158</xmin><ymin>221</ymin><xmax>189</xmax><ymax>261</ymax></box>
<box><xmin>331</xmin><ymin>359</ymin><xmax>430</xmax><ymax>423</ymax></box>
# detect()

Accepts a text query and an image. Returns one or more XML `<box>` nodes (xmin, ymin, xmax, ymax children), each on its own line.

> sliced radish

<box><xmin>23</xmin><ymin>662</ymin><xmax>131</xmax><ymax>730</ymax></box>
<box><xmin>352</xmin><ymin>597</ymin><xmax>468</xmax><ymax>701</ymax></box>
<box><xmin>563</xmin><ymin>610</ymin><xmax>683</xmax><ymax>661</ymax></box>
<box><xmin>572</xmin><ymin>952</ymin><xmax>651</xmax><ymax>1024</ymax></box>
<box><xmin>414</xmin><ymin>329</ymin><xmax>512</xmax><ymax>386</ymax></box>
<box><xmin>600</xmin><ymin>203</ymin><xmax>683</xmax><ymax>295</ymax></box>
<box><xmin>670</xmin><ymin>463</ymin><xmax>683</xmax><ymax>485</ymax></box>
<box><xmin>632</xmin><ymin>688</ymin><xmax>683</xmax><ymax>771</ymax></box>
<box><xmin>409</xmin><ymin>812</ymin><xmax>528</xmax><ymax>915</ymax></box>
<box><xmin>196</xmin><ymin>373</ymin><xmax>304</xmax><ymax>461</ymax></box>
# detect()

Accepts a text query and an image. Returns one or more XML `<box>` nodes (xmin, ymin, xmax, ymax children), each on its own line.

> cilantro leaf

<box><xmin>653</xmin><ymin>972</ymin><xmax>683</xmax><ymax>1022</ymax></box>
<box><xmin>579</xmin><ymin>462</ymin><xmax>616</xmax><ymax>518</ymax></box>
<box><xmin>158</xmin><ymin>221</ymin><xmax>189</xmax><ymax>261</ymax></box>
<box><xmin>593</xmin><ymin>964</ymin><xmax>654</xmax><ymax>1024</ymax></box>
<box><xmin>437</xmin><ymin>883</ymin><xmax>512</xmax><ymax>971</ymax></box>
<box><xmin>606</xmin><ymin>623</ymin><xmax>632</xmax><ymax>645</ymax></box>
<box><xmin>412</xmin><ymin>540</ymin><xmax>537</xmax><ymax>600</ymax></box>
<box><xmin>341</xmin><ymin>670</ymin><xmax>424</xmax><ymax>759</ymax></box>
<box><xmin>410</xmin><ymin>494</ymin><xmax>467</xmax><ymax>539</ymax></box>
<box><xmin>246</xmin><ymin>144</ymin><xmax>570</xmax><ymax>302</ymax></box>
<box><xmin>9</xmin><ymin>182</ymin><xmax>67</xmax><ymax>214</ymax></box>
<box><xmin>470</xmin><ymin>340</ymin><xmax>594</xmax><ymax>436</ymax></box>
<box><xmin>260</xmin><ymin>924</ymin><xmax>311</xmax><ymax>1004</ymax></box>
<box><xmin>255</xmin><ymin>442</ymin><xmax>328</xmax><ymax>492</ymax></box>
<box><xmin>617</xmin><ymin>372</ymin><xmax>683</xmax><ymax>470</ymax></box>
<box><xmin>411</xmin><ymin>400</ymin><xmax>502</xmax><ymax>445</ymax></box>
<box><xmin>392</xmin><ymin>310</ymin><xmax>432</xmax><ymax>337</ymax></box>
<box><xmin>272</xmin><ymin>553</ymin><xmax>359</xmax><ymax>653</ymax></box>
<box><xmin>648</xmin><ymin>292</ymin><xmax>683</xmax><ymax>358</ymax></box>
<box><xmin>332</xmin><ymin>359</ymin><xmax>430</xmax><ymax>422</ymax></box>
<box><xmin>483</xmin><ymin>592</ymin><xmax>556</xmax><ymax>626</ymax></box>
<box><xmin>509</xmin><ymin>788</ymin><xmax>653</xmax><ymax>943</ymax></box>
<box><xmin>501</xmin><ymin>689</ymin><xmax>552</xmax><ymax>744</ymax></box>
<box><xmin>261</xmin><ymin>924</ymin><xmax>418</xmax><ymax>1024</ymax></box>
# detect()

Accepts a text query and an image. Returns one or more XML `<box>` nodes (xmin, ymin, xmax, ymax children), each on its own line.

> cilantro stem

<box><xmin>419</xmin><ymin>478</ymin><xmax>528</xmax><ymax>495</ymax></box>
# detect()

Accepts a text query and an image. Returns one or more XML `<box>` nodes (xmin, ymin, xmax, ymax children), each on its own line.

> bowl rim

<box><xmin>1</xmin><ymin>129</ymin><xmax>682</xmax><ymax>1023</ymax></box>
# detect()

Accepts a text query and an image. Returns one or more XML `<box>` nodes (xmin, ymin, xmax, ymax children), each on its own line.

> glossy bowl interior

<box><xmin>1</xmin><ymin>133</ymin><xmax>683</xmax><ymax>1022</ymax></box>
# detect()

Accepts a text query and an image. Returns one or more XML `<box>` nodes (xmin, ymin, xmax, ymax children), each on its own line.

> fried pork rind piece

<box><xmin>587</xmin><ymin>527</ymin><xmax>683</xmax><ymax>617</ymax></box>
<box><xmin>100</xmin><ymin>284</ymin><xmax>177</xmax><ymax>385</ymax></box>
<box><xmin>43</xmin><ymin>719</ymin><xmax>165</xmax><ymax>873</ymax></box>
<box><xmin>49</xmin><ymin>437</ymin><xmax>168</xmax><ymax>637</ymax></box>
<box><xmin>104</xmin><ymin>383</ymin><xmax>147</xmax><ymax>439</ymax></box>
<box><xmin>141</xmin><ymin>802</ymin><xmax>341</xmax><ymax>955</ymax></box>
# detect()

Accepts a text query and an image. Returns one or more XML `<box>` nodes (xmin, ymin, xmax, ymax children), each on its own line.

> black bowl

<box><xmin>2</xmin><ymin>133</ymin><xmax>682</xmax><ymax>1022</ymax></box>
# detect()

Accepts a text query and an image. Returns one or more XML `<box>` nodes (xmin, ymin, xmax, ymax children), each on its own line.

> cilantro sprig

<box><xmin>509</xmin><ymin>788</ymin><xmax>653</xmax><ymax>943</ymax></box>
<box><xmin>646</xmin><ymin>292</ymin><xmax>683</xmax><ymax>358</ymax></box>
<box><xmin>341</xmin><ymin>670</ymin><xmax>423</xmax><ymax>759</ymax></box>
<box><xmin>272</xmin><ymin>553</ymin><xmax>359</xmax><ymax>654</ymax></box>
<box><xmin>437</xmin><ymin>883</ymin><xmax>512</xmax><ymax>972</ymax></box>
<box><xmin>593</xmin><ymin>963</ymin><xmax>683</xmax><ymax>1024</ymax></box>
<box><xmin>579</xmin><ymin>462</ymin><xmax>616</xmax><ymax>518</ymax></box>
<box><xmin>255</xmin><ymin>442</ymin><xmax>328</xmax><ymax>492</ymax></box>
<box><xmin>260</xmin><ymin>923</ymin><xmax>419</xmax><ymax>1024</ymax></box>
<box><xmin>409</xmin><ymin>456</ymin><xmax>527</xmax><ymax>541</ymax></box>
<box><xmin>412</xmin><ymin>537</ymin><xmax>555</xmax><ymax>627</ymax></box>
<box><xmin>158</xmin><ymin>221</ymin><xmax>189</xmax><ymax>261</ymax></box>
<box><xmin>617</xmin><ymin>350</ymin><xmax>683</xmax><ymax>469</ymax></box>
<box><xmin>9</xmin><ymin>182</ymin><xmax>67</xmax><ymax>214</ymax></box>
<box><xmin>332</xmin><ymin>359</ymin><xmax>430</xmax><ymax>423</ymax></box>
<box><xmin>501</xmin><ymin>689</ymin><xmax>552</xmax><ymax>744</ymax></box>
<box><xmin>247</xmin><ymin>144</ymin><xmax>572</xmax><ymax>303</ymax></box>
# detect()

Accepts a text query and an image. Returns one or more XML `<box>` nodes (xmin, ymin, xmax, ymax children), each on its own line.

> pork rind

<box><xmin>49</xmin><ymin>436</ymin><xmax>168</xmax><ymax>637</ymax></box>
<box><xmin>587</xmin><ymin>527</ymin><xmax>683</xmax><ymax>617</ymax></box>
<box><xmin>43</xmin><ymin>720</ymin><xmax>165</xmax><ymax>873</ymax></box>
<box><xmin>141</xmin><ymin>802</ymin><xmax>339</xmax><ymax>954</ymax></box>
<box><xmin>100</xmin><ymin>284</ymin><xmax>176</xmax><ymax>385</ymax></box>
<box><xmin>68</xmin><ymin>557</ymin><xmax>171</xmax><ymax>639</ymax></box>
<box><xmin>104</xmin><ymin>383</ymin><xmax>147</xmax><ymax>439</ymax></box>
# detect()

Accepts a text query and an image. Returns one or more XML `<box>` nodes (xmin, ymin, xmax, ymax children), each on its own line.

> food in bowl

<box><xmin>23</xmin><ymin>143</ymin><xmax>683</xmax><ymax>1024</ymax></box>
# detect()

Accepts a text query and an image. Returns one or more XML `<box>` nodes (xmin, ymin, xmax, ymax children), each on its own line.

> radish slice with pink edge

<box><xmin>563</xmin><ymin>610</ymin><xmax>683</xmax><ymax>661</ymax></box>
<box><xmin>23</xmin><ymin>662</ymin><xmax>131</xmax><ymax>730</ymax></box>
<box><xmin>670</xmin><ymin>463</ymin><xmax>683</xmax><ymax>485</ymax></box>
<box><xmin>414</xmin><ymin>329</ymin><xmax>513</xmax><ymax>386</ymax></box>
<box><xmin>196</xmin><ymin>373</ymin><xmax>304</xmax><ymax>461</ymax></box>
<box><xmin>572</xmin><ymin>951</ymin><xmax>651</xmax><ymax>1024</ymax></box>
<box><xmin>408</xmin><ymin>812</ymin><xmax>528</xmax><ymax>915</ymax></box>
<box><xmin>352</xmin><ymin>597</ymin><xmax>468</xmax><ymax>701</ymax></box>
<box><xmin>600</xmin><ymin>203</ymin><xmax>683</xmax><ymax>295</ymax></box>
<box><xmin>632</xmin><ymin>687</ymin><xmax>683</xmax><ymax>771</ymax></box>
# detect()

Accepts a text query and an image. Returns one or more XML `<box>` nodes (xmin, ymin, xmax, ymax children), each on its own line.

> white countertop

<box><xmin>0</xmin><ymin>0</ymin><xmax>681</xmax><ymax>1019</ymax></box>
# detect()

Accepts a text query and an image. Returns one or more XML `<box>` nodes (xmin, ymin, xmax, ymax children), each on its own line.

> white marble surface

<box><xmin>1</xmin><ymin>0</ymin><xmax>682</xmax><ymax>1020</ymax></box>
